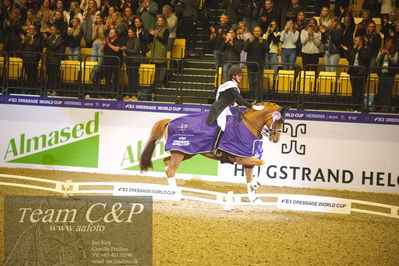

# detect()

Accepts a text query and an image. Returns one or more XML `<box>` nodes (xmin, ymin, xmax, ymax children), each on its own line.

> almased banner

<box><xmin>0</xmin><ymin>95</ymin><xmax>398</xmax><ymax>194</ymax></box>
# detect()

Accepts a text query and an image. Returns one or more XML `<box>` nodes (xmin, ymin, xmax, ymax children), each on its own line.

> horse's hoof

<box><xmin>250</xmin><ymin>181</ymin><xmax>261</xmax><ymax>190</ymax></box>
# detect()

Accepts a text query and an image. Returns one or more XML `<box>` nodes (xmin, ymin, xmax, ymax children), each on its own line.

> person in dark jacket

<box><xmin>66</xmin><ymin>17</ymin><xmax>84</xmax><ymax>60</ymax></box>
<box><xmin>43</xmin><ymin>24</ymin><xmax>65</xmax><ymax>95</ymax></box>
<box><xmin>102</xmin><ymin>28</ymin><xmax>123</xmax><ymax>96</ymax></box>
<box><xmin>133</xmin><ymin>16</ymin><xmax>150</xmax><ymax>57</ymax></box>
<box><xmin>243</xmin><ymin>25</ymin><xmax>269</xmax><ymax>100</ymax></box>
<box><xmin>220</xmin><ymin>28</ymin><xmax>243</xmax><ymax>81</ymax></box>
<box><xmin>4</xmin><ymin>8</ymin><xmax>24</xmax><ymax>55</ymax></box>
<box><xmin>242</xmin><ymin>0</ymin><xmax>261</xmax><ymax>34</ymax></box>
<box><xmin>210</xmin><ymin>13</ymin><xmax>232</xmax><ymax>68</ymax></box>
<box><xmin>53</xmin><ymin>10</ymin><xmax>68</xmax><ymax>40</ymax></box>
<box><xmin>258</xmin><ymin>0</ymin><xmax>280</xmax><ymax>33</ymax></box>
<box><xmin>321</xmin><ymin>16</ymin><xmax>343</xmax><ymax>72</ymax></box>
<box><xmin>222</xmin><ymin>0</ymin><xmax>241</xmax><ymax>26</ymax></box>
<box><xmin>206</xmin><ymin>65</ymin><xmax>264</xmax><ymax>157</ymax></box>
<box><xmin>343</xmin><ymin>36</ymin><xmax>371</xmax><ymax>105</ymax></box>
<box><xmin>122</xmin><ymin>27</ymin><xmax>141</xmax><ymax>99</ymax></box>
<box><xmin>363</xmin><ymin>21</ymin><xmax>382</xmax><ymax>71</ymax></box>
<box><xmin>339</xmin><ymin>11</ymin><xmax>355</xmax><ymax>56</ymax></box>
<box><xmin>21</xmin><ymin>24</ymin><xmax>42</xmax><ymax>90</ymax></box>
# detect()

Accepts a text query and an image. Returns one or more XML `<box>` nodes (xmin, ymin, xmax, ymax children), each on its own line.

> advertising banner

<box><xmin>1</xmin><ymin>95</ymin><xmax>398</xmax><ymax>194</ymax></box>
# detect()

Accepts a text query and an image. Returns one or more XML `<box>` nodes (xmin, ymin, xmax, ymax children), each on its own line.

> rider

<box><xmin>206</xmin><ymin>65</ymin><xmax>265</xmax><ymax>157</ymax></box>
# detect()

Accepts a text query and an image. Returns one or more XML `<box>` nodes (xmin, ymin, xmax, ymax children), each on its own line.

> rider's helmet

<box><xmin>228</xmin><ymin>65</ymin><xmax>243</xmax><ymax>78</ymax></box>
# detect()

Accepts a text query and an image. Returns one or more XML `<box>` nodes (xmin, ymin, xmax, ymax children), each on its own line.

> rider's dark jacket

<box><xmin>206</xmin><ymin>79</ymin><xmax>253</xmax><ymax>125</ymax></box>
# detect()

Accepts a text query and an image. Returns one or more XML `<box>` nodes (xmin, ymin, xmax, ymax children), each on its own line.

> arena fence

<box><xmin>0</xmin><ymin>173</ymin><xmax>397</xmax><ymax>219</ymax></box>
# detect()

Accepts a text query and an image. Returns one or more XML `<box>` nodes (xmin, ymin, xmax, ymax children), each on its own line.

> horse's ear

<box><xmin>279</xmin><ymin>105</ymin><xmax>291</xmax><ymax>117</ymax></box>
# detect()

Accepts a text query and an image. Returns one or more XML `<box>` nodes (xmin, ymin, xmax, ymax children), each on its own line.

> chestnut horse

<box><xmin>139</xmin><ymin>102</ymin><xmax>289</xmax><ymax>202</ymax></box>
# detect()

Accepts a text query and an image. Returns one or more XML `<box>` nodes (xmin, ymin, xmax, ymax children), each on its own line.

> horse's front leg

<box><xmin>244</xmin><ymin>166</ymin><xmax>261</xmax><ymax>203</ymax></box>
<box><xmin>165</xmin><ymin>152</ymin><xmax>185</xmax><ymax>186</ymax></box>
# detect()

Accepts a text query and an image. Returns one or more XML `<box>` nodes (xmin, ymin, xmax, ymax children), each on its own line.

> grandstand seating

<box><xmin>298</xmin><ymin>71</ymin><xmax>316</xmax><ymax>94</ymax></box>
<box><xmin>61</xmin><ymin>60</ymin><xmax>80</xmax><ymax>83</ymax></box>
<box><xmin>276</xmin><ymin>70</ymin><xmax>296</xmax><ymax>93</ymax></box>
<box><xmin>139</xmin><ymin>64</ymin><xmax>155</xmax><ymax>86</ymax></box>
<box><xmin>316</xmin><ymin>71</ymin><xmax>337</xmax><ymax>95</ymax></box>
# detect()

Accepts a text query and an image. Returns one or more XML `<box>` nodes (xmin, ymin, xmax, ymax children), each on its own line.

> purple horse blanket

<box><xmin>165</xmin><ymin>111</ymin><xmax>263</xmax><ymax>158</ymax></box>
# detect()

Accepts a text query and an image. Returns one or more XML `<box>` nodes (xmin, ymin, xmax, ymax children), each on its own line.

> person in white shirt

<box><xmin>280</xmin><ymin>20</ymin><xmax>299</xmax><ymax>70</ymax></box>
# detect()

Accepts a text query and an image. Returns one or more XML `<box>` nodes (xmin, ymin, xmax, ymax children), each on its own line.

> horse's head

<box><xmin>265</xmin><ymin>104</ymin><xmax>290</xmax><ymax>143</ymax></box>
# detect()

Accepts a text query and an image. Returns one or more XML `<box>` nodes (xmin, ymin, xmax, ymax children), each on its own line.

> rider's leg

<box><xmin>211</xmin><ymin>112</ymin><xmax>227</xmax><ymax>157</ymax></box>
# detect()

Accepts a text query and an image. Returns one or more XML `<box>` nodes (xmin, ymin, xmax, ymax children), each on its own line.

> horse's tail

<box><xmin>139</xmin><ymin>119</ymin><xmax>171</xmax><ymax>172</ymax></box>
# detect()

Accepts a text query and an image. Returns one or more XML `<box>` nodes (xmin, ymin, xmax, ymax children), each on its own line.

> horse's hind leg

<box><xmin>165</xmin><ymin>152</ymin><xmax>185</xmax><ymax>186</ymax></box>
<box><xmin>244</xmin><ymin>166</ymin><xmax>261</xmax><ymax>203</ymax></box>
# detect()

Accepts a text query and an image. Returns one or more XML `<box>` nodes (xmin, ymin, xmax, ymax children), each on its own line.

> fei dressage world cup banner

<box><xmin>0</xmin><ymin>95</ymin><xmax>398</xmax><ymax>194</ymax></box>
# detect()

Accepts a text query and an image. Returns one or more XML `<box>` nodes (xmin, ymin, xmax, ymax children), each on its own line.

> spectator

<box><xmin>339</xmin><ymin>11</ymin><xmax>355</xmax><ymax>56</ymax></box>
<box><xmin>102</xmin><ymin>28</ymin><xmax>123</xmax><ymax>95</ymax></box>
<box><xmin>122</xmin><ymin>7</ymin><xmax>136</xmax><ymax>27</ymax></box>
<box><xmin>301</xmin><ymin>17</ymin><xmax>321</xmax><ymax>71</ymax></box>
<box><xmin>243</xmin><ymin>25</ymin><xmax>269</xmax><ymax>100</ymax></box>
<box><xmin>355</xmin><ymin>10</ymin><xmax>372</xmax><ymax>37</ymax></box>
<box><xmin>149</xmin><ymin>14</ymin><xmax>169</xmax><ymax>88</ymax></box>
<box><xmin>364</xmin><ymin>21</ymin><xmax>382</xmax><ymax>70</ymax></box>
<box><xmin>66</xmin><ymin>1</ymin><xmax>83</xmax><ymax>28</ymax></box>
<box><xmin>92</xmin><ymin>14</ymin><xmax>105</xmax><ymax>63</ymax></box>
<box><xmin>237</xmin><ymin>21</ymin><xmax>252</xmax><ymax>67</ymax></box>
<box><xmin>66</xmin><ymin>17</ymin><xmax>84</xmax><ymax>60</ymax></box>
<box><xmin>120</xmin><ymin>0</ymin><xmax>140</xmax><ymax>13</ymax></box>
<box><xmin>295</xmin><ymin>10</ymin><xmax>307</xmax><ymax>55</ymax></box>
<box><xmin>319</xmin><ymin>6</ymin><xmax>332</xmax><ymax>29</ymax></box>
<box><xmin>263</xmin><ymin>19</ymin><xmax>280</xmax><ymax>73</ymax></box>
<box><xmin>170</xmin><ymin>0</ymin><xmax>184</xmax><ymax>36</ymax></box>
<box><xmin>53</xmin><ymin>10</ymin><xmax>68</xmax><ymax>39</ymax></box>
<box><xmin>343</xmin><ymin>36</ymin><xmax>371</xmax><ymax>104</ymax></box>
<box><xmin>43</xmin><ymin>24</ymin><xmax>65</xmax><ymax>95</ymax></box>
<box><xmin>21</xmin><ymin>24</ymin><xmax>42</xmax><ymax>89</ymax></box>
<box><xmin>133</xmin><ymin>16</ymin><xmax>150</xmax><ymax>57</ymax></box>
<box><xmin>376</xmin><ymin>38</ymin><xmax>398</xmax><ymax>112</ymax></box>
<box><xmin>259</xmin><ymin>0</ymin><xmax>280</xmax><ymax>33</ymax></box>
<box><xmin>4</xmin><ymin>9</ymin><xmax>24</xmax><ymax>55</ymax></box>
<box><xmin>22</xmin><ymin>8</ymin><xmax>38</xmax><ymax>33</ymax></box>
<box><xmin>36</xmin><ymin>0</ymin><xmax>54</xmax><ymax>33</ymax></box>
<box><xmin>182</xmin><ymin>0</ymin><xmax>200</xmax><ymax>56</ymax></box>
<box><xmin>220</xmin><ymin>28</ymin><xmax>243</xmax><ymax>81</ymax></box>
<box><xmin>80</xmin><ymin>0</ymin><xmax>101</xmax><ymax>12</ymax></box>
<box><xmin>100</xmin><ymin>0</ymin><xmax>111</xmax><ymax>18</ymax></box>
<box><xmin>333</xmin><ymin>0</ymin><xmax>349</xmax><ymax>17</ymax></box>
<box><xmin>390</xmin><ymin>21</ymin><xmax>399</xmax><ymax>50</ymax></box>
<box><xmin>222</xmin><ymin>0</ymin><xmax>241</xmax><ymax>26</ymax></box>
<box><xmin>121</xmin><ymin>27</ymin><xmax>141</xmax><ymax>100</ymax></box>
<box><xmin>314</xmin><ymin>0</ymin><xmax>330</xmax><ymax>17</ymax></box>
<box><xmin>243</xmin><ymin>0</ymin><xmax>261</xmax><ymax>34</ymax></box>
<box><xmin>280</xmin><ymin>20</ymin><xmax>299</xmax><ymax>70</ymax></box>
<box><xmin>210</xmin><ymin>13</ymin><xmax>231</xmax><ymax>68</ymax></box>
<box><xmin>286</xmin><ymin>0</ymin><xmax>304</xmax><ymax>23</ymax></box>
<box><xmin>381</xmin><ymin>11</ymin><xmax>397</xmax><ymax>40</ymax></box>
<box><xmin>137</xmin><ymin>0</ymin><xmax>158</xmax><ymax>31</ymax></box>
<box><xmin>110</xmin><ymin>12</ymin><xmax>128</xmax><ymax>44</ymax></box>
<box><xmin>321</xmin><ymin>16</ymin><xmax>342</xmax><ymax>72</ymax></box>
<box><xmin>162</xmin><ymin>4</ymin><xmax>178</xmax><ymax>52</ymax></box>
<box><xmin>362</xmin><ymin>0</ymin><xmax>380</xmax><ymax>19</ymax></box>
<box><xmin>81</xmin><ymin>0</ymin><xmax>99</xmax><ymax>48</ymax></box>
<box><xmin>54</xmin><ymin>0</ymin><xmax>68</xmax><ymax>20</ymax></box>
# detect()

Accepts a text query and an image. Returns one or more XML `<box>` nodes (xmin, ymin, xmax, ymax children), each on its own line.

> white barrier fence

<box><xmin>0</xmin><ymin>174</ymin><xmax>398</xmax><ymax>219</ymax></box>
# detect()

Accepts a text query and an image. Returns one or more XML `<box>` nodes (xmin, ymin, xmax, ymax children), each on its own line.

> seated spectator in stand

<box><xmin>363</xmin><ymin>21</ymin><xmax>382</xmax><ymax>70</ymax></box>
<box><xmin>53</xmin><ymin>10</ymin><xmax>68</xmax><ymax>40</ymax></box>
<box><xmin>320</xmin><ymin>16</ymin><xmax>342</xmax><ymax>72</ymax></box>
<box><xmin>66</xmin><ymin>17</ymin><xmax>84</xmax><ymax>60</ymax></box>
<box><xmin>81</xmin><ymin>0</ymin><xmax>99</xmax><ymax>48</ymax></box>
<box><xmin>334</xmin><ymin>0</ymin><xmax>349</xmax><ymax>17</ymax></box>
<box><xmin>43</xmin><ymin>24</ymin><xmax>65</xmax><ymax>95</ymax></box>
<box><xmin>340</xmin><ymin>11</ymin><xmax>355</xmax><ymax>57</ymax></box>
<box><xmin>285</xmin><ymin>0</ymin><xmax>304</xmax><ymax>23</ymax></box>
<box><xmin>182</xmin><ymin>0</ymin><xmax>200</xmax><ymax>56</ymax></box>
<box><xmin>92</xmin><ymin>14</ymin><xmax>105</xmax><ymax>64</ymax></box>
<box><xmin>21</xmin><ymin>24</ymin><xmax>42</xmax><ymax>89</ymax></box>
<box><xmin>381</xmin><ymin>11</ymin><xmax>397</xmax><ymax>40</ymax></box>
<box><xmin>301</xmin><ymin>17</ymin><xmax>322</xmax><ymax>71</ymax></box>
<box><xmin>137</xmin><ymin>0</ymin><xmax>158</xmax><ymax>31</ymax></box>
<box><xmin>243</xmin><ymin>0</ymin><xmax>261</xmax><ymax>34</ymax></box>
<box><xmin>121</xmin><ymin>27</ymin><xmax>141</xmax><ymax>100</ymax></box>
<box><xmin>102</xmin><ymin>28</ymin><xmax>123</xmax><ymax>95</ymax></box>
<box><xmin>343</xmin><ymin>36</ymin><xmax>371</xmax><ymax>105</ymax></box>
<box><xmin>210</xmin><ymin>13</ymin><xmax>231</xmax><ymax>68</ymax></box>
<box><xmin>4</xmin><ymin>8</ymin><xmax>24</xmax><ymax>55</ymax></box>
<box><xmin>263</xmin><ymin>19</ymin><xmax>280</xmax><ymax>74</ymax></box>
<box><xmin>66</xmin><ymin>1</ymin><xmax>83</xmax><ymax>28</ymax></box>
<box><xmin>133</xmin><ymin>16</ymin><xmax>150</xmax><ymax>57</ymax></box>
<box><xmin>162</xmin><ymin>4</ymin><xmax>178</xmax><ymax>52</ymax></box>
<box><xmin>355</xmin><ymin>10</ymin><xmax>372</xmax><ymax>37</ymax></box>
<box><xmin>314</xmin><ymin>0</ymin><xmax>330</xmax><ymax>17</ymax></box>
<box><xmin>220</xmin><ymin>28</ymin><xmax>243</xmax><ymax>81</ymax></box>
<box><xmin>36</xmin><ymin>0</ymin><xmax>54</xmax><ymax>34</ymax></box>
<box><xmin>222</xmin><ymin>0</ymin><xmax>240</xmax><ymax>26</ymax></box>
<box><xmin>243</xmin><ymin>25</ymin><xmax>269</xmax><ymax>100</ymax></box>
<box><xmin>259</xmin><ymin>0</ymin><xmax>280</xmax><ymax>33</ymax></box>
<box><xmin>319</xmin><ymin>6</ymin><xmax>332</xmax><ymax>29</ymax></box>
<box><xmin>237</xmin><ymin>21</ymin><xmax>252</xmax><ymax>67</ymax></box>
<box><xmin>376</xmin><ymin>38</ymin><xmax>398</xmax><ymax>112</ymax></box>
<box><xmin>149</xmin><ymin>15</ymin><xmax>169</xmax><ymax>88</ymax></box>
<box><xmin>280</xmin><ymin>20</ymin><xmax>299</xmax><ymax>70</ymax></box>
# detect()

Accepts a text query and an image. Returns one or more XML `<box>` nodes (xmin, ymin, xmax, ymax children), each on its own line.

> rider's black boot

<box><xmin>210</xmin><ymin>126</ymin><xmax>224</xmax><ymax>158</ymax></box>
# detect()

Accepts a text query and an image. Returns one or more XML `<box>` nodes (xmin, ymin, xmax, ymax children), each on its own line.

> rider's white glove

<box><xmin>252</xmin><ymin>105</ymin><xmax>264</xmax><ymax>111</ymax></box>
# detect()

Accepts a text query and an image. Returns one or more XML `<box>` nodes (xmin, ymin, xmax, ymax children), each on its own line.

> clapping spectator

<box><xmin>320</xmin><ymin>16</ymin><xmax>342</xmax><ymax>72</ymax></box>
<box><xmin>53</xmin><ymin>10</ymin><xmax>68</xmax><ymax>39</ymax></box>
<box><xmin>36</xmin><ymin>0</ymin><xmax>53</xmax><ymax>33</ymax></box>
<box><xmin>381</xmin><ymin>11</ymin><xmax>397</xmax><ymax>40</ymax></box>
<box><xmin>81</xmin><ymin>0</ymin><xmax>99</xmax><ymax>48</ymax></box>
<box><xmin>363</xmin><ymin>21</ymin><xmax>382</xmax><ymax>70</ymax></box>
<box><xmin>21</xmin><ymin>24</ymin><xmax>42</xmax><ymax>88</ymax></box>
<box><xmin>133</xmin><ymin>16</ymin><xmax>150</xmax><ymax>57</ymax></box>
<box><xmin>220</xmin><ymin>28</ymin><xmax>243</xmax><ymax>81</ymax></box>
<box><xmin>339</xmin><ymin>11</ymin><xmax>355</xmax><ymax>56</ymax></box>
<box><xmin>237</xmin><ymin>21</ymin><xmax>251</xmax><ymax>67</ymax></box>
<box><xmin>263</xmin><ymin>19</ymin><xmax>280</xmax><ymax>73</ymax></box>
<box><xmin>122</xmin><ymin>7</ymin><xmax>136</xmax><ymax>27</ymax></box>
<box><xmin>149</xmin><ymin>15</ymin><xmax>169</xmax><ymax>88</ymax></box>
<box><xmin>66</xmin><ymin>17</ymin><xmax>84</xmax><ymax>60</ymax></box>
<box><xmin>319</xmin><ymin>6</ymin><xmax>332</xmax><ymax>29</ymax></box>
<box><xmin>280</xmin><ymin>20</ymin><xmax>299</xmax><ymax>70</ymax></box>
<box><xmin>102</xmin><ymin>28</ymin><xmax>123</xmax><ymax>94</ymax></box>
<box><xmin>121</xmin><ymin>27</ymin><xmax>141</xmax><ymax>99</ymax></box>
<box><xmin>301</xmin><ymin>17</ymin><xmax>321</xmax><ymax>71</ymax></box>
<box><xmin>210</xmin><ymin>13</ymin><xmax>232</xmax><ymax>68</ymax></box>
<box><xmin>137</xmin><ymin>0</ymin><xmax>158</xmax><ymax>31</ymax></box>
<box><xmin>66</xmin><ymin>1</ymin><xmax>83</xmax><ymax>28</ymax></box>
<box><xmin>162</xmin><ymin>4</ymin><xmax>178</xmax><ymax>52</ymax></box>
<box><xmin>259</xmin><ymin>0</ymin><xmax>280</xmax><ymax>33</ymax></box>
